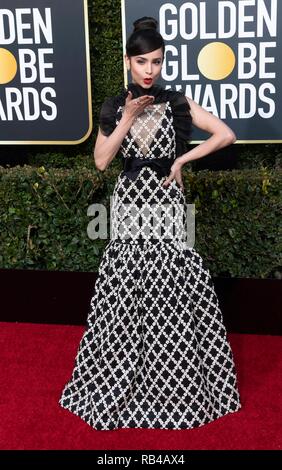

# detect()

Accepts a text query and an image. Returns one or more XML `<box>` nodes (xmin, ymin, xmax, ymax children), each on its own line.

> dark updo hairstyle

<box><xmin>126</xmin><ymin>16</ymin><xmax>165</xmax><ymax>60</ymax></box>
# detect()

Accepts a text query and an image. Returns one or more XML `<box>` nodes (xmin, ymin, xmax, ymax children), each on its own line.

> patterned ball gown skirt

<box><xmin>58</xmin><ymin>165</ymin><xmax>242</xmax><ymax>430</ymax></box>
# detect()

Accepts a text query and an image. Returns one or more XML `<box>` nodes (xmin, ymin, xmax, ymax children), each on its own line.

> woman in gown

<box><xmin>58</xmin><ymin>16</ymin><xmax>242</xmax><ymax>430</ymax></box>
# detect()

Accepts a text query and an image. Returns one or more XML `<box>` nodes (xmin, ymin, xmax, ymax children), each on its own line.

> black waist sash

<box><xmin>121</xmin><ymin>155</ymin><xmax>174</xmax><ymax>181</ymax></box>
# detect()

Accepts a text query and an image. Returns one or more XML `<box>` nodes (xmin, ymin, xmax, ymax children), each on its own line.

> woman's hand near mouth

<box><xmin>124</xmin><ymin>91</ymin><xmax>155</xmax><ymax>118</ymax></box>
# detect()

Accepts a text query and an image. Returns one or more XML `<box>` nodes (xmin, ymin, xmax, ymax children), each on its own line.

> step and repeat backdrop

<box><xmin>122</xmin><ymin>0</ymin><xmax>282</xmax><ymax>143</ymax></box>
<box><xmin>0</xmin><ymin>0</ymin><xmax>92</xmax><ymax>145</ymax></box>
<box><xmin>0</xmin><ymin>0</ymin><xmax>281</xmax><ymax>145</ymax></box>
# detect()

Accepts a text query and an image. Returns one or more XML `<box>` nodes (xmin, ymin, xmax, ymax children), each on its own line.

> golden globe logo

<box><xmin>0</xmin><ymin>8</ymin><xmax>56</xmax><ymax>121</ymax></box>
<box><xmin>156</xmin><ymin>0</ymin><xmax>279</xmax><ymax>123</ymax></box>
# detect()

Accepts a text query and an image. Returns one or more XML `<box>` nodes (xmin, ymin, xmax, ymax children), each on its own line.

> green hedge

<box><xmin>0</xmin><ymin>164</ymin><xmax>281</xmax><ymax>278</ymax></box>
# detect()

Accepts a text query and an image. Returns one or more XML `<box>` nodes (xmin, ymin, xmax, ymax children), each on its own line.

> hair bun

<box><xmin>133</xmin><ymin>16</ymin><xmax>158</xmax><ymax>33</ymax></box>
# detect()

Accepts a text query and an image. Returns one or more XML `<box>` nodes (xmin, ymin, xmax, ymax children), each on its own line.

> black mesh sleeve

<box><xmin>98</xmin><ymin>96</ymin><xmax>117</xmax><ymax>136</ymax></box>
<box><xmin>169</xmin><ymin>91</ymin><xmax>193</xmax><ymax>157</ymax></box>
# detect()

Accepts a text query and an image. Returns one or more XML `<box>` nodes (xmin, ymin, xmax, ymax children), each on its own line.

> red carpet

<box><xmin>0</xmin><ymin>321</ymin><xmax>281</xmax><ymax>450</ymax></box>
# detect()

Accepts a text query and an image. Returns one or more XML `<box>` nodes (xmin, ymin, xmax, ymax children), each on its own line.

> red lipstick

<box><xmin>144</xmin><ymin>78</ymin><xmax>152</xmax><ymax>85</ymax></box>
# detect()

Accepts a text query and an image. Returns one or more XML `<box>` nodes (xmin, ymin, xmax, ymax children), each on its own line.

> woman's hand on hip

<box><xmin>162</xmin><ymin>159</ymin><xmax>185</xmax><ymax>192</ymax></box>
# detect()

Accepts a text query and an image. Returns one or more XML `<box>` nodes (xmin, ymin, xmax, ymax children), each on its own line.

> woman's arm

<box><xmin>163</xmin><ymin>96</ymin><xmax>236</xmax><ymax>190</ymax></box>
<box><xmin>94</xmin><ymin>93</ymin><xmax>154</xmax><ymax>171</ymax></box>
<box><xmin>94</xmin><ymin>114</ymin><xmax>135</xmax><ymax>172</ymax></box>
<box><xmin>177</xmin><ymin>96</ymin><xmax>236</xmax><ymax>166</ymax></box>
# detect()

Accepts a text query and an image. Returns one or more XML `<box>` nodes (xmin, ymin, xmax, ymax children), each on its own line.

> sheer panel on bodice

<box><xmin>124</xmin><ymin>103</ymin><xmax>166</xmax><ymax>156</ymax></box>
<box><xmin>117</xmin><ymin>101</ymin><xmax>176</xmax><ymax>161</ymax></box>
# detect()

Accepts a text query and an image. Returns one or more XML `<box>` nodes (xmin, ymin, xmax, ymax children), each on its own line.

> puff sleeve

<box><xmin>169</xmin><ymin>91</ymin><xmax>193</xmax><ymax>158</ymax></box>
<box><xmin>98</xmin><ymin>96</ymin><xmax>118</xmax><ymax>136</ymax></box>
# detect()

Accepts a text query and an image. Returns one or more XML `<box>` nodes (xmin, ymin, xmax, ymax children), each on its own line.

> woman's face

<box><xmin>125</xmin><ymin>48</ymin><xmax>164</xmax><ymax>89</ymax></box>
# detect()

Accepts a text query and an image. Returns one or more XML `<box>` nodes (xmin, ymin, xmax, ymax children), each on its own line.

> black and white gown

<box><xmin>58</xmin><ymin>82</ymin><xmax>242</xmax><ymax>430</ymax></box>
